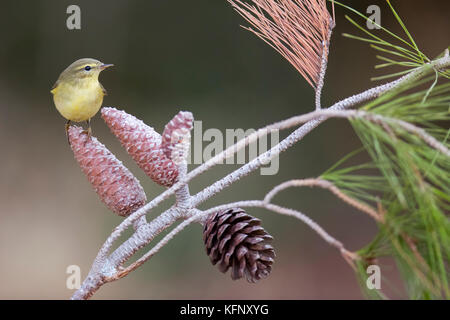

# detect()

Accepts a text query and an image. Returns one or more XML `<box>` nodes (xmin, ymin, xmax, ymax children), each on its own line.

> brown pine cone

<box><xmin>68</xmin><ymin>126</ymin><xmax>147</xmax><ymax>217</ymax></box>
<box><xmin>203</xmin><ymin>208</ymin><xmax>275</xmax><ymax>283</ymax></box>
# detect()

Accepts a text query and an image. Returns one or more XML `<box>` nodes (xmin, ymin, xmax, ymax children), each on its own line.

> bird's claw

<box><xmin>81</xmin><ymin>127</ymin><xmax>92</xmax><ymax>140</ymax></box>
<box><xmin>65</xmin><ymin>121</ymin><xmax>71</xmax><ymax>146</ymax></box>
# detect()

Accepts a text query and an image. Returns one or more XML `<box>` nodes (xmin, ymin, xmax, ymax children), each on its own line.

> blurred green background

<box><xmin>0</xmin><ymin>0</ymin><xmax>448</xmax><ymax>299</ymax></box>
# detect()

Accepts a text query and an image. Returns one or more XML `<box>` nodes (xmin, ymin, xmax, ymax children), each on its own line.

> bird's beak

<box><xmin>99</xmin><ymin>63</ymin><xmax>114</xmax><ymax>70</ymax></box>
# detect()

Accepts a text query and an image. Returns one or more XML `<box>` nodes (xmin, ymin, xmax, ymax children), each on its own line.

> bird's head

<box><xmin>55</xmin><ymin>58</ymin><xmax>113</xmax><ymax>87</ymax></box>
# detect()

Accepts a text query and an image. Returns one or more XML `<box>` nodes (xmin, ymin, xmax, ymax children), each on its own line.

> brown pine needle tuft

<box><xmin>229</xmin><ymin>0</ymin><xmax>334</xmax><ymax>88</ymax></box>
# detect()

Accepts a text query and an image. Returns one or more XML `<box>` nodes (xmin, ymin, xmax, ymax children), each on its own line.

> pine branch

<box><xmin>70</xmin><ymin>53</ymin><xmax>449</xmax><ymax>300</ymax></box>
<box><xmin>67</xmin><ymin>0</ymin><xmax>449</xmax><ymax>299</ymax></box>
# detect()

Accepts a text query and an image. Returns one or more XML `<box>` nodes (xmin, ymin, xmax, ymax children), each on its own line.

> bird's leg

<box><xmin>65</xmin><ymin>120</ymin><xmax>72</xmax><ymax>145</ymax></box>
<box><xmin>82</xmin><ymin>119</ymin><xmax>92</xmax><ymax>140</ymax></box>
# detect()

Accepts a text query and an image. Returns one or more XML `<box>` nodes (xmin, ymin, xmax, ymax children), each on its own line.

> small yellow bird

<box><xmin>51</xmin><ymin>58</ymin><xmax>113</xmax><ymax>142</ymax></box>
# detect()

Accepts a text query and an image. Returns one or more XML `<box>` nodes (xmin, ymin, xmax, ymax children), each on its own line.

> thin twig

<box><xmin>315</xmin><ymin>18</ymin><xmax>334</xmax><ymax>110</ymax></box>
<box><xmin>264</xmin><ymin>178</ymin><xmax>382</xmax><ymax>222</ymax></box>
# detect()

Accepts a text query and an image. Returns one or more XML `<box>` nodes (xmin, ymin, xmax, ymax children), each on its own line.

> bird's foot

<box><xmin>81</xmin><ymin>119</ymin><xmax>92</xmax><ymax>143</ymax></box>
<box><xmin>81</xmin><ymin>126</ymin><xmax>92</xmax><ymax>141</ymax></box>
<box><xmin>65</xmin><ymin>120</ymin><xmax>72</xmax><ymax>146</ymax></box>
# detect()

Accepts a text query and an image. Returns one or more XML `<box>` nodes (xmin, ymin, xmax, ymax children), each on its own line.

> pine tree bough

<box><xmin>69</xmin><ymin>0</ymin><xmax>450</xmax><ymax>300</ymax></box>
<box><xmin>70</xmin><ymin>52</ymin><xmax>449</xmax><ymax>300</ymax></box>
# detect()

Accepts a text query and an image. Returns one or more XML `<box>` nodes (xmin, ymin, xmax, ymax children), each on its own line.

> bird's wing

<box><xmin>100</xmin><ymin>82</ymin><xmax>108</xmax><ymax>96</ymax></box>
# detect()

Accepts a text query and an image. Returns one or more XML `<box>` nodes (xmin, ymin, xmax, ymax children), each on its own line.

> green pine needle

<box><xmin>334</xmin><ymin>0</ymin><xmax>431</xmax><ymax>81</ymax></box>
<box><xmin>320</xmin><ymin>71</ymin><xmax>450</xmax><ymax>299</ymax></box>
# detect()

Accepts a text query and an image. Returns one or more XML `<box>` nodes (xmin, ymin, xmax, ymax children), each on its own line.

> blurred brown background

<box><xmin>0</xmin><ymin>0</ymin><xmax>448</xmax><ymax>299</ymax></box>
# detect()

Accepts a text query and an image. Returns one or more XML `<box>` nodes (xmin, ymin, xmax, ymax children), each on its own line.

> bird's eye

<box><xmin>84</xmin><ymin>66</ymin><xmax>91</xmax><ymax>71</ymax></box>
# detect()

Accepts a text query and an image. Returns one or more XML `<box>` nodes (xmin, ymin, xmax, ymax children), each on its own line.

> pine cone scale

<box><xmin>218</xmin><ymin>234</ymin><xmax>232</xmax><ymax>253</ymax></box>
<box><xmin>229</xmin><ymin>221</ymin><xmax>250</xmax><ymax>234</ymax></box>
<box><xmin>217</xmin><ymin>223</ymin><xmax>231</xmax><ymax>239</ymax></box>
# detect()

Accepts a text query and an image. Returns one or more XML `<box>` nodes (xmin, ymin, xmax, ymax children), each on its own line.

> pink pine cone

<box><xmin>68</xmin><ymin>126</ymin><xmax>147</xmax><ymax>217</ymax></box>
<box><xmin>101</xmin><ymin>107</ymin><xmax>179</xmax><ymax>187</ymax></box>
<box><xmin>162</xmin><ymin>111</ymin><xmax>194</xmax><ymax>163</ymax></box>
